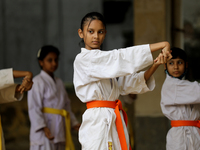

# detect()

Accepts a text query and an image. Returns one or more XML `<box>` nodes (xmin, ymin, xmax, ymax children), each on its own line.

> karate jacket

<box><xmin>161</xmin><ymin>74</ymin><xmax>200</xmax><ymax>150</ymax></box>
<box><xmin>28</xmin><ymin>70</ymin><xmax>78</xmax><ymax>146</ymax></box>
<box><xmin>73</xmin><ymin>45</ymin><xmax>155</xmax><ymax>150</ymax></box>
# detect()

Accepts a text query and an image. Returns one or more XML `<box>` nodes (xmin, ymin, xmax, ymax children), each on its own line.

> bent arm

<box><xmin>150</xmin><ymin>41</ymin><xmax>170</xmax><ymax>52</ymax></box>
<box><xmin>119</xmin><ymin>71</ymin><xmax>155</xmax><ymax>95</ymax></box>
<box><xmin>144</xmin><ymin>53</ymin><xmax>165</xmax><ymax>81</ymax></box>
<box><xmin>144</xmin><ymin>64</ymin><xmax>159</xmax><ymax>82</ymax></box>
<box><xmin>150</xmin><ymin>41</ymin><xmax>171</xmax><ymax>63</ymax></box>
<box><xmin>162</xmin><ymin>77</ymin><xmax>200</xmax><ymax>105</ymax></box>
<box><xmin>0</xmin><ymin>84</ymin><xmax>23</xmax><ymax>104</ymax></box>
<box><xmin>0</xmin><ymin>68</ymin><xmax>14</xmax><ymax>90</ymax></box>
<box><xmin>74</xmin><ymin>44</ymin><xmax>153</xmax><ymax>86</ymax></box>
<box><xmin>28</xmin><ymin>79</ymin><xmax>46</xmax><ymax>132</ymax></box>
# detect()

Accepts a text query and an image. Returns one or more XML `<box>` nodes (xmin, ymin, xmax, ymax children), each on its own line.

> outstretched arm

<box><xmin>150</xmin><ymin>41</ymin><xmax>172</xmax><ymax>63</ymax></box>
<box><xmin>13</xmin><ymin>70</ymin><xmax>32</xmax><ymax>79</ymax></box>
<box><xmin>144</xmin><ymin>53</ymin><xmax>165</xmax><ymax>82</ymax></box>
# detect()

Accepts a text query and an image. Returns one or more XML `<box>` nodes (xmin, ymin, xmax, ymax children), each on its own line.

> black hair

<box><xmin>37</xmin><ymin>45</ymin><xmax>60</xmax><ymax>61</ymax></box>
<box><xmin>37</xmin><ymin>45</ymin><xmax>60</xmax><ymax>69</ymax></box>
<box><xmin>80</xmin><ymin>12</ymin><xmax>106</xmax><ymax>30</ymax></box>
<box><xmin>79</xmin><ymin>12</ymin><xmax>106</xmax><ymax>47</ymax></box>
<box><xmin>170</xmin><ymin>47</ymin><xmax>187</xmax><ymax>62</ymax></box>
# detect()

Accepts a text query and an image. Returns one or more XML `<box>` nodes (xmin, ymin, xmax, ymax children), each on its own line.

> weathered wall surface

<box><xmin>0</xmin><ymin>0</ymin><xmax>102</xmax><ymax>83</ymax></box>
<box><xmin>133</xmin><ymin>0</ymin><xmax>171</xmax><ymax>149</ymax></box>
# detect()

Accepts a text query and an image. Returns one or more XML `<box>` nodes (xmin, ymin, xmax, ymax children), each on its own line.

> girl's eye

<box><xmin>99</xmin><ymin>31</ymin><xmax>104</xmax><ymax>34</ymax></box>
<box><xmin>88</xmin><ymin>30</ymin><xmax>93</xmax><ymax>34</ymax></box>
<box><xmin>47</xmin><ymin>59</ymin><xmax>52</xmax><ymax>63</ymax></box>
<box><xmin>169</xmin><ymin>62</ymin><xmax>174</xmax><ymax>65</ymax></box>
<box><xmin>178</xmin><ymin>61</ymin><xmax>183</xmax><ymax>64</ymax></box>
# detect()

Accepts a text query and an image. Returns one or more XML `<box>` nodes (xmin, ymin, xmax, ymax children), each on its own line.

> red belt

<box><xmin>171</xmin><ymin>120</ymin><xmax>200</xmax><ymax>127</ymax></box>
<box><xmin>86</xmin><ymin>99</ymin><xmax>131</xmax><ymax>150</ymax></box>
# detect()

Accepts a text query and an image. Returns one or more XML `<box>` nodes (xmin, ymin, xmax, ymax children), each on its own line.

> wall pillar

<box><xmin>133</xmin><ymin>0</ymin><xmax>170</xmax><ymax>149</ymax></box>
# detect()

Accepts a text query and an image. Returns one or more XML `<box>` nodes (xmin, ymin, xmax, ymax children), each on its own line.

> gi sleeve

<box><xmin>118</xmin><ymin>71</ymin><xmax>155</xmax><ymax>95</ymax></box>
<box><xmin>63</xmin><ymin>89</ymin><xmax>79</xmax><ymax>127</ymax></box>
<box><xmin>0</xmin><ymin>68</ymin><xmax>14</xmax><ymax>90</ymax></box>
<box><xmin>74</xmin><ymin>44</ymin><xmax>153</xmax><ymax>86</ymax></box>
<box><xmin>161</xmin><ymin>76</ymin><xmax>200</xmax><ymax>105</ymax></box>
<box><xmin>28</xmin><ymin>78</ymin><xmax>46</xmax><ymax>132</ymax></box>
<box><xmin>0</xmin><ymin>84</ymin><xmax>23</xmax><ymax>104</ymax></box>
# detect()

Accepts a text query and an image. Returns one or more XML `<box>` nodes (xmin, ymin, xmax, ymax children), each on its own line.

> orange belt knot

<box><xmin>86</xmin><ymin>99</ymin><xmax>131</xmax><ymax>150</ymax></box>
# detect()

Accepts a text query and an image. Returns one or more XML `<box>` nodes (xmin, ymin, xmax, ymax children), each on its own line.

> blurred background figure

<box><xmin>28</xmin><ymin>45</ymin><xmax>80</xmax><ymax>150</ymax></box>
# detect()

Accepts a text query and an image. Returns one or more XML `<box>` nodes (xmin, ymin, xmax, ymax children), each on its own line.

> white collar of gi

<box><xmin>81</xmin><ymin>48</ymin><xmax>100</xmax><ymax>52</ymax></box>
<box><xmin>40</xmin><ymin>70</ymin><xmax>57</xmax><ymax>91</ymax></box>
<box><xmin>40</xmin><ymin>70</ymin><xmax>56</xmax><ymax>82</ymax></box>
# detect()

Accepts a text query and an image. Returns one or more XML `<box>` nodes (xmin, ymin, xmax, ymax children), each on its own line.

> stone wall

<box><xmin>133</xmin><ymin>0</ymin><xmax>171</xmax><ymax>149</ymax></box>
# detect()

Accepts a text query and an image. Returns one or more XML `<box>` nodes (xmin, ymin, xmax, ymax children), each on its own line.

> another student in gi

<box><xmin>73</xmin><ymin>12</ymin><xmax>172</xmax><ymax>150</ymax></box>
<box><xmin>28</xmin><ymin>45</ymin><xmax>80</xmax><ymax>150</ymax></box>
<box><xmin>0</xmin><ymin>68</ymin><xmax>33</xmax><ymax>150</ymax></box>
<box><xmin>161</xmin><ymin>47</ymin><xmax>200</xmax><ymax>150</ymax></box>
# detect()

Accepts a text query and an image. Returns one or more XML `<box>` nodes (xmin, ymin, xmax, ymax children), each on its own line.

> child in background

<box><xmin>28</xmin><ymin>45</ymin><xmax>79</xmax><ymax>150</ymax></box>
<box><xmin>0</xmin><ymin>68</ymin><xmax>33</xmax><ymax>150</ymax></box>
<box><xmin>161</xmin><ymin>47</ymin><xmax>200</xmax><ymax>150</ymax></box>
<box><xmin>73</xmin><ymin>11</ymin><xmax>171</xmax><ymax>150</ymax></box>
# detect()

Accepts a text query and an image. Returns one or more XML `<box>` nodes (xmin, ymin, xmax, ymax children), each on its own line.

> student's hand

<box><xmin>161</xmin><ymin>43</ymin><xmax>172</xmax><ymax>63</ymax></box>
<box><xmin>154</xmin><ymin>53</ymin><xmax>165</xmax><ymax>66</ymax></box>
<box><xmin>18</xmin><ymin>73</ymin><xmax>33</xmax><ymax>94</ymax></box>
<box><xmin>72</xmin><ymin>123</ymin><xmax>81</xmax><ymax>131</ymax></box>
<box><xmin>15</xmin><ymin>84</ymin><xmax>21</xmax><ymax>93</ymax></box>
<box><xmin>43</xmin><ymin>127</ymin><xmax>54</xmax><ymax>140</ymax></box>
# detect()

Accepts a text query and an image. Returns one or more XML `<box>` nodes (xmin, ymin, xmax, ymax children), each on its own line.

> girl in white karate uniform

<box><xmin>73</xmin><ymin>12</ymin><xmax>172</xmax><ymax>150</ymax></box>
<box><xmin>161</xmin><ymin>47</ymin><xmax>200</xmax><ymax>150</ymax></box>
<box><xmin>28</xmin><ymin>45</ymin><xmax>80</xmax><ymax>150</ymax></box>
<box><xmin>0</xmin><ymin>68</ymin><xmax>33</xmax><ymax>150</ymax></box>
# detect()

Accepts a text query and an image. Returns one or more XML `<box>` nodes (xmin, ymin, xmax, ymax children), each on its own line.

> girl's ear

<box><xmin>78</xmin><ymin>29</ymin><xmax>83</xmax><ymax>38</ymax></box>
<box><xmin>103</xmin><ymin>30</ymin><xmax>107</xmax><ymax>39</ymax></box>
<box><xmin>186</xmin><ymin>62</ymin><xmax>188</xmax><ymax>69</ymax></box>
<box><xmin>39</xmin><ymin>60</ymin><xmax>43</xmax><ymax>68</ymax></box>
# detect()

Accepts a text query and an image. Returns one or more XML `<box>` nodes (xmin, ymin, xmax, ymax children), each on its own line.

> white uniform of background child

<box><xmin>28</xmin><ymin>45</ymin><xmax>80</xmax><ymax>150</ymax></box>
<box><xmin>161</xmin><ymin>47</ymin><xmax>200</xmax><ymax>150</ymax></box>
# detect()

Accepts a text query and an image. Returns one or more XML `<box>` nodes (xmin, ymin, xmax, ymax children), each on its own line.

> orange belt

<box><xmin>171</xmin><ymin>120</ymin><xmax>200</xmax><ymax>128</ymax></box>
<box><xmin>86</xmin><ymin>99</ymin><xmax>131</xmax><ymax>150</ymax></box>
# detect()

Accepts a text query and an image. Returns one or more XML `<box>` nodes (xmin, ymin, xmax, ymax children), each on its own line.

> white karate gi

<box><xmin>73</xmin><ymin>45</ymin><xmax>155</xmax><ymax>150</ymax></box>
<box><xmin>28</xmin><ymin>70</ymin><xmax>79</xmax><ymax>150</ymax></box>
<box><xmin>0</xmin><ymin>68</ymin><xmax>23</xmax><ymax>150</ymax></box>
<box><xmin>161</xmin><ymin>74</ymin><xmax>200</xmax><ymax>150</ymax></box>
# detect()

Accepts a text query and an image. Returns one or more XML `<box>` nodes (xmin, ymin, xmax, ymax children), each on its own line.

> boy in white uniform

<box><xmin>161</xmin><ymin>47</ymin><xmax>200</xmax><ymax>150</ymax></box>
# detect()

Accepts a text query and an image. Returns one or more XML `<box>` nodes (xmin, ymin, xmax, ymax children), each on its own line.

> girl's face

<box><xmin>78</xmin><ymin>19</ymin><xmax>106</xmax><ymax>50</ymax></box>
<box><xmin>165</xmin><ymin>57</ymin><xmax>186</xmax><ymax>78</ymax></box>
<box><xmin>39</xmin><ymin>52</ymin><xmax>58</xmax><ymax>76</ymax></box>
